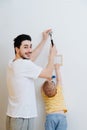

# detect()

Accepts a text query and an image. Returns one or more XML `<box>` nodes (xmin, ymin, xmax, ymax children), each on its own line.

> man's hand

<box><xmin>49</xmin><ymin>44</ymin><xmax>57</xmax><ymax>60</ymax></box>
<box><xmin>42</xmin><ymin>29</ymin><xmax>52</xmax><ymax>42</ymax></box>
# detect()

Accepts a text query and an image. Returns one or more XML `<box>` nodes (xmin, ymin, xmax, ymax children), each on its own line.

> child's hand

<box><xmin>54</xmin><ymin>63</ymin><xmax>60</xmax><ymax>70</ymax></box>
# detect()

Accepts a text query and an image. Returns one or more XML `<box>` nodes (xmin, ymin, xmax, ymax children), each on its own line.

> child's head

<box><xmin>42</xmin><ymin>80</ymin><xmax>57</xmax><ymax>97</ymax></box>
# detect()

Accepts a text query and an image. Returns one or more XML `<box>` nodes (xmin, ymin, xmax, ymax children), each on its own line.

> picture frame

<box><xmin>54</xmin><ymin>54</ymin><xmax>63</xmax><ymax>66</ymax></box>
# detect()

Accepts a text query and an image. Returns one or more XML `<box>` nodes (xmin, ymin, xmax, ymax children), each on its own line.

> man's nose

<box><xmin>28</xmin><ymin>47</ymin><xmax>32</xmax><ymax>52</ymax></box>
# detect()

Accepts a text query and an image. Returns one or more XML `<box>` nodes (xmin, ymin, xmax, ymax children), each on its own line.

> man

<box><xmin>6</xmin><ymin>29</ymin><xmax>57</xmax><ymax>130</ymax></box>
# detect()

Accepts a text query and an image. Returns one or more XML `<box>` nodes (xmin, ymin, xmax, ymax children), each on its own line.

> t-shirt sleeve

<box><xmin>21</xmin><ymin>60</ymin><xmax>43</xmax><ymax>79</ymax></box>
<box><xmin>56</xmin><ymin>85</ymin><xmax>63</xmax><ymax>91</ymax></box>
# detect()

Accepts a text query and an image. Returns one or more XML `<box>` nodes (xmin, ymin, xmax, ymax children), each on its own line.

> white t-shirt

<box><xmin>6</xmin><ymin>59</ymin><xmax>42</xmax><ymax>118</ymax></box>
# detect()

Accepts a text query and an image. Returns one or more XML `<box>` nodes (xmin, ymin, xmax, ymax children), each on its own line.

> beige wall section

<box><xmin>0</xmin><ymin>0</ymin><xmax>87</xmax><ymax>130</ymax></box>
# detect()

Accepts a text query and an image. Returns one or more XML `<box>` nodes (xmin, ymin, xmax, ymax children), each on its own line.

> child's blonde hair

<box><xmin>42</xmin><ymin>80</ymin><xmax>57</xmax><ymax>97</ymax></box>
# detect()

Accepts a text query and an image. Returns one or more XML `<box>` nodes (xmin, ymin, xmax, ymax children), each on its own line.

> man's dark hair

<box><xmin>14</xmin><ymin>34</ymin><xmax>32</xmax><ymax>53</ymax></box>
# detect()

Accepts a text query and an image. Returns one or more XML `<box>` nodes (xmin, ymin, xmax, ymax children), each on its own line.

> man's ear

<box><xmin>15</xmin><ymin>47</ymin><xmax>19</xmax><ymax>54</ymax></box>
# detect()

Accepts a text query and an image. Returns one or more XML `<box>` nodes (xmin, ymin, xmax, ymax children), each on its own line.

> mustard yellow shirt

<box><xmin>42</xmin><ymin>85</ymin><xmax>67</xmax><ymax>114</ymax></box>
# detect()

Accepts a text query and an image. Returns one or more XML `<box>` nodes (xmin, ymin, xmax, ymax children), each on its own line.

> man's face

<box><xmin>16</xmin><ymin>40</ymin><xmax>32</xmax><ymax>59</ymax></box>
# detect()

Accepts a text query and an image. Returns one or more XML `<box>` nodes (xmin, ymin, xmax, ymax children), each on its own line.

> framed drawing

<box><xmin>54</xmin><ymin>55</ymin><xmax>63</xmax><ymax>66</ymax></box>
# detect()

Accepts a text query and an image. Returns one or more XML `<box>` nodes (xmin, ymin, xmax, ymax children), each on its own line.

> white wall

<box><xmin>0</xmin><ymin>0</ymin><xmax>87</xmax><ymax>130</ymax></box>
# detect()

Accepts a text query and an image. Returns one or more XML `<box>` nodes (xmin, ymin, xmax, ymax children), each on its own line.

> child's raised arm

<box><xmin>54</xmin><ymin>64</ymin><xmax>62</xmax><ymax>86</ymax></box>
